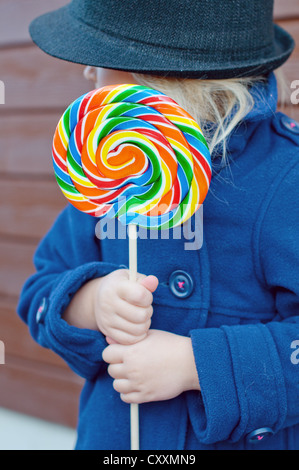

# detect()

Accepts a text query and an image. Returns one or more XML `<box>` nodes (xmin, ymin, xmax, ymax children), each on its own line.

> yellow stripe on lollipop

<box><xmin>94</xmin><ymin>104</ymin><xmax>120</xmax><ymax>125</ymax></box>
<box><xmin>67</xmin><ymin>158</ymin><xmax>96</xmax><ymax>188</ymax></box>
<box><xmin>180</xmin><ymin>176</ymin><xmax>200</xmax><ymax>224</ymax></box>
<box><xmin>167</xmin><ymin>138</ymin><xmax>194</xmax><ymax>166</ymax></box>
<box><xmin>102</xmin><ymin>84</ymin><xmax>134</xmax><ymax>105</ymax></box>
<box><xmin>68</xmin><ymin>167</ymin><xmax>96</xmax><ymax>188</ymax></box>
<box><xmin>61</xmin><ymin>188</ymin><xmax>86</xmax><ymax>202</ymax></box>
<box><xmin>58</xmin><ymin>118</ymin><xmax>69</xmax><ymax>150</ymax></box>
<box><xmin>164</xmin><ymin>115</ymin><xmax>202</xmax><ymax>132</ymax></box>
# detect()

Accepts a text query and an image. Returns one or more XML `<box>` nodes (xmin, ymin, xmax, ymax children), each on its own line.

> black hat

<box><xmin>29</xmin><ymin>0</ymin><xmax>295</xmax><ymax>79</ymax></box>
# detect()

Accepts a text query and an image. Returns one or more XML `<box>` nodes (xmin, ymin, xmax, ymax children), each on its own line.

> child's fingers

<box><xmin>118</xmin><ymin>281</ymin><xmax>154</xmax><ymax>307</ymax></box>
<box><xmin>107</xmin><ymin>363</ymin><xmax>126</xmax><ymax>379</ymax></box>
<box><xmin>113</xmin><ymin>379</ymin><xmax>137</xmax><ymax>395</ymax></box>
<box><xmin>120</xmin><ymin>392</ymin><xmax>144</xmax><ymax>404</ymax></box>
<box><xmin>105</xmin><ymin>327</ymin><xmax>147</xmax><ymax>346</ymax></box>
<box><xmin>109</xmin><ymin>313</ymin><xmax>151</xmax><ymax>337</ymax></box>
<box><xmin>114</xmin><ymin>298</ymin><xmax>153</xmax><ymax>324</ymax></box>
<box><xmin>105</xmin><ymin>336</ymin><xmax>118</xmax><ymax>345</ymax></box>
<box><xmin>102</xmin><ymin>343</ymin><xmax>125</xmax><ymax>364</ymax></box>
<box><xmin>138</xmin><ymin>275</ymin><xmax>159</xmax><ymax>293</ymax></box>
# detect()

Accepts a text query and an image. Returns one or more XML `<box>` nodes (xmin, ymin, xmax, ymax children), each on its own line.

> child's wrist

<box><xmin>63</xmin><ymin>278</ymin><xmax>100</xmax><ymax>330</ymax></box>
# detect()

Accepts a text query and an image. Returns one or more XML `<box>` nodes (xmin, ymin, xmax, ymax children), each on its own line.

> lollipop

<box><xmin>52</xmin><ymin>83</ymin><xmax>212</xmax><ymax>449</ymax></box>
<box><xmin>52</xmin><ymin>84</ymin><xmax>211</xmax><ymax>230</ymax></box>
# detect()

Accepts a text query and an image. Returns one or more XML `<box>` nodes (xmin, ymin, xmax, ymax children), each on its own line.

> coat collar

<box><xmin>245</xmin><ymin>72</ymin><xmax>278</xmax><ymax>122</ymax></box>
<box><xmin>211</xmin><ymin>72</ymin><xmax>278</xmax><ymax>172</ymax></box>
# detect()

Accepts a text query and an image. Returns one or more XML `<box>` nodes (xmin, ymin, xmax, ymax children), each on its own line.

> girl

<box><xmin>19</xmin><ymin>0</ymin><xmax>299</xmax><ymax>449</ymax></box>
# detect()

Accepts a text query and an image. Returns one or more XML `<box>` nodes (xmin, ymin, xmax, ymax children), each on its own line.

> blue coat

<box><xmin>18</xmin><ymin>73</ymin><xmax>299</xmax><ymax>450</ymax></box>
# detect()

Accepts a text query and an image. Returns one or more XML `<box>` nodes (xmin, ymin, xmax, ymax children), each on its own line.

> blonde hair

<box><xmin>132</xmin><ymin>73</ymin><xmax>270</xmax><ymax>165</ymax></box>
<box><xmin>85</xmin><ymin>66</ymin><xmax>288</xmax><ymax>166</ymax></box>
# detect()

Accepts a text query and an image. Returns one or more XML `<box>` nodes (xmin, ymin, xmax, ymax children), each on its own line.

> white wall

<box><xmin>0</xmin><ymin>407</ymin><xmax>77</xmax><ymax>450</ymax></box>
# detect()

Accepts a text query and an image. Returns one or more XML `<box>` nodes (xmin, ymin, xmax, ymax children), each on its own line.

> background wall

<box><xmin>0</xmin><ymin>0</ymin><xmax>298</xmax><ymax>431</ymax></box>
<box><xmin>0</xmin><ymin>0</ymin><xmax>90</xmax><ymax>428</ymax></box>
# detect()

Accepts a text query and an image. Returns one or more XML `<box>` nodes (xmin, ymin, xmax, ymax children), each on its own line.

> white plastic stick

<box><xmin>128</xmin><ymin>224</ymin><xmax>139</xmax><ymax>450</ymax></box>
<box><xmin>129</xmin><ymin>224</ymin><xmax>138</xmax><ymax>282</ymax></box>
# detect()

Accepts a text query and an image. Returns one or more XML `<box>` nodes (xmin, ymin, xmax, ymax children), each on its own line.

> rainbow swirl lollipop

<box><xmin>52</xmin><ymin>84</ymin><xmax>211</xmax><ymax>229</ymax></box>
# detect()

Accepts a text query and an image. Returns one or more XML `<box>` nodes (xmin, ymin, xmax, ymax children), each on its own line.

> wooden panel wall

<box><xmin>0</xmin><ymin>0</ymin><xmax>92</xmax><ymax>428</ymax></box>
<box><xmin>274</xmin><ymin>0</ymin><xmax>299</xmax><ymax>120</ymax></box>
<box><xmin>0</xmin><ymin>0</ymin><xmax>298</xmax><ymax>429</ymax></box>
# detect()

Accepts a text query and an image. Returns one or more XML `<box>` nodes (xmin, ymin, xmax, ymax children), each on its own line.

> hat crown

<box><xmin>70</xmin><ymin>0</ymin><xmax>275</xmax><ymax>56</ymax></box>
<box><xmin>29</xmin><ymin>0</ymin><xmax>295</xmax><ymax>78</ymax></box>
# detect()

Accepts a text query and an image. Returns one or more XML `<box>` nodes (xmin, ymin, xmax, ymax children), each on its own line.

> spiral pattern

<box><xmin>52</xmin><ymin>84</ymin><xmax>211</xmax><ymax>229</ymax></box>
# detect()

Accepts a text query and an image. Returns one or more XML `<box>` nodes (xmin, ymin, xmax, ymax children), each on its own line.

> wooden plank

<box><xmin>0</xmin><ymin>179</ymin><xmax>66</xmax><ymax>240</ymax></box>
<box><xmin>0</xmin><ymin>355</ymin><xmax>83</xmax><ymax>428</ymax></box>
<box><xmin>0</xmin><ymin>0</ymin><xmax>69</xmax><ymax>47</ymax></box>
<box><xmin>278</xmin><ymin>60</ymin><xmax>299</xmax><ymax>105</ymax></box>
<box><xmin>280</xmin><ymin>58</ymin><xmax>299</xmax><ymax>86</ymax></box>
<box><xmin>0</xmin><ymin>113</ymin><xmax>65</xmax><ymax>176</ymax></box>
<box><xmin>0</xmin><ymin>240</ymin><xmax>35</xmax><ymax>298</ymax></box>
<box><xmin>274</xmin><ymin>0</ymin><xmax>299</xmax><ymax>20</ymax></box>
<box><xmin>275</xmin><ymin>20</ymin><xmax>299</xmax><ymax>100</ymax></box>
<box><xmin>280</xmin><ymin>104</ymin><xmax>299</xmax><ymax>121</ymax></box>
<box><xmin>276</xmin><ymin>20</ymin><xmax>299</xmax><ymax>61</ymax></box>
<box><xmin>0</xmin><ymin>296</ymin><xmax>70</xmax><ymax>368</ymax></box>
<box><xmin>0</xmin><ymin>45</ymin><xmax>93</xmax><ymax>110</ymax></box>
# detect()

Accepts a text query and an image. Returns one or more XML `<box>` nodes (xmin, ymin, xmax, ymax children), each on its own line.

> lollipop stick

<box><xmin>129</xmin><ymin>224</ymin><xmax>138</xmax><ymax>282</ymax></box>
<box><xmin>128</xmin><ymin>223</ymin><xmax>139</xmax><ymax>450</ymax></box>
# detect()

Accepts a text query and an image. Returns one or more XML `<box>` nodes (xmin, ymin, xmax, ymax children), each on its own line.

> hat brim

<box><xmin>29</xmin><ymin>4</ymin><xmax>295</xmax><ymax>79</ymax></box>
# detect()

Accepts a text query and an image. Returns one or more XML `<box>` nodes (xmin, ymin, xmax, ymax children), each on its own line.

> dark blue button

<box><xmin>246</xmin><ymin>427</ymin><xmax>274</xmax><ymax>444</ymax></box>
<box><xmin>169</xmin><ymin>270</ymin><xmax>194</xmax><ymax>299</ymax></box>
<box><xmin>280</xmin><ymin>116</ymin><xmax>299</xmax><ymax>135</ymax></box>
<box><xmin>36</xmin><ymin>297</ymin><xmax>48</xmax><ymax>324</ymax></box>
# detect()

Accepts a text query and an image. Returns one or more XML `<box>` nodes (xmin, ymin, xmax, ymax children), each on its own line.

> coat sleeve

<box><xmin>188</xmin><ymin>159</ymin><xmax>299</xmax><ymax>444</ymax></box>
<box><xmin>17</xmin><ymin>205</ymin><xmax>121</xmax><ymax>380</ymax></box>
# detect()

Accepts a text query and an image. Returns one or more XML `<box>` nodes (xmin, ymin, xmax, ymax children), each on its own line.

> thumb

<box><xmin>138</xmin><ymin>275</ymin><xmax>159</xmax><ymax>293</ymax></box>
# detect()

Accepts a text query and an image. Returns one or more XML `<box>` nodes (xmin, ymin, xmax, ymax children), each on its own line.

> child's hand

<box><xmin>94</xmin><ymin>269</ymin><xmax>158</xmax><ymax>345</ymax></box>
<box><xmin>102</xmin><ymin>329</ymin><xmax>200</xmax><ymax>404</ymax></box>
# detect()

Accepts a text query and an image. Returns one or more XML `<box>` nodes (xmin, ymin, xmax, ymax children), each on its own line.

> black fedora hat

<box><xmin>29</xmin><ymin>0</ymin><xmax>295</xmax><ymax>79</ymax></box>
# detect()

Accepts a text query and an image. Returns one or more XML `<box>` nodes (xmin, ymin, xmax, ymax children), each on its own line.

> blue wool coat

<box><xmin>18</xmin><ymin>74</ymin><xmax>299</xmax><ymax>450</ymax></box>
